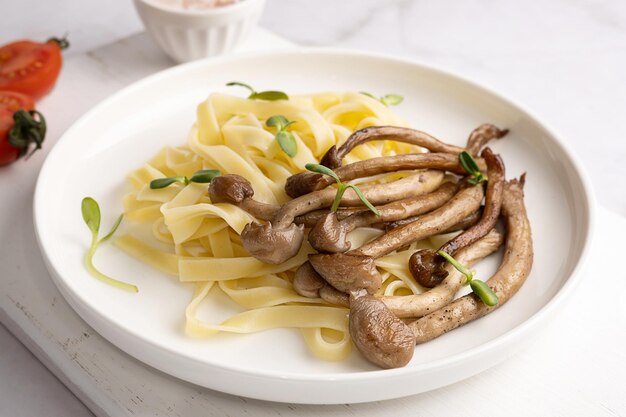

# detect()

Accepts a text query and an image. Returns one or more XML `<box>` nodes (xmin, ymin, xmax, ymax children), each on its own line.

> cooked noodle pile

<box><xmin>116</xmin><ymin>92</ymin><xmax>440</xmax><ymax>360</ymax></box>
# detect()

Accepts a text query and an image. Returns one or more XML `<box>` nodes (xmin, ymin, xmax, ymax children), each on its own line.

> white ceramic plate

<box><xmin>34</xmin><ymin>50</ymin><xmax>595</xmax><ymax>404</ymax></box>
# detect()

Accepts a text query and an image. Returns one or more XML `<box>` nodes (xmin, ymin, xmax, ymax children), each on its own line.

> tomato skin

<box><xmin>0</xmin><ymin>40</ymin><xmax>63</xmax><ymax>101</ymax></box>
<box><xmin>0</xmin><ymin>91</ymin><xmax>36</xmax><ymax>165</ymax></box>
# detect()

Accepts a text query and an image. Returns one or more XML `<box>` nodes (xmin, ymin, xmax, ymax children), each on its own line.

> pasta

<box><xmin>117</xmin><ymin>91</ymin><xmax>437</xmax><ymax>361</ymax></box>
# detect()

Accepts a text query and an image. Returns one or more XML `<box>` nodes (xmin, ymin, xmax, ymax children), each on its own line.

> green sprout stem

<box><xmin>437</xmin><ymin>250</ymin><xmax>499</xmax><ymax>307</ymax></box>
<box><xmin>85</xmin><ymin>221</ymin><xmax>138</xmax><ymax>293</ymax></box>
<box><xmin>81</xmin><ymin>197</ymin><xmax>137</xmax><ymax>293</ymax></box>
<box><xmin>437</xmin><ymin>250</ymin><xmax>473</xmax><ymax>282</ymax></box>
<box><xmin>266</xmin><ymin>115</ymin><xmax>297</xmax><ymax>157</ymax></box>
<box><xmin>305</xmin><ymin>163</ymin><xmax>380</xmax><ymax>216</ymax></box>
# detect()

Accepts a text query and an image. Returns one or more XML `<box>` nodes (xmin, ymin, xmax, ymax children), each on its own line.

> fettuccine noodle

<box><xmin>117</xmin><ymin>91</ymin><xmax>437</xmax><ymax>361</ymax></box>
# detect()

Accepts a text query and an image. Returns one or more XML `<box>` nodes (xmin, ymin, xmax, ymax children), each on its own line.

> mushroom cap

<box><xmin>309</xmin><ymin>253</ymin><xmax>381</xmax><ymax>294</ymax></box>
<box><xmin>209</xmin><ymin>174</ymin><xmax>254</xmax><ymax>204</ymax></box>
<box><xmin>241</xmin><ymin>221</ymin><xmax>304</xmax><ymax>265</ymax></box>
<box><xmin>319</xmin><ymin>285</ymin><xmax>349</xmax><ymax>307</ymax></box>
<box><xmin>319</xmin><ymin>144</ymin><xmax>342</xmax><ymax>169</ymax></box>
<box><xmin>284</xmin><ymin>171</ymin><xmax>323</xmax><ymax>198</ymax></box>
<box><xmin>349</xmin><ymin>293</ymin><xmax>415</xmax><ymax>368</ymax></box>
<box><xmin>308</xmin><ymin>212</ymin><xmax>351</xmax><ymax>253</ymax></box>
<box><xmin>293</xmin><ymin>262</ymin><xmax>326</xmax><ymax>298</ymax></box>
<box><xmin>408</xmin><ymin>249</ymin><xmax>449</xmax><ymax>288</ymax></box>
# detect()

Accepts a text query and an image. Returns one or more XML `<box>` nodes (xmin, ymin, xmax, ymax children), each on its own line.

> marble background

<box><xmin>4</xmin><ymin>0</ymin><xmax>626</xmax><ymax>214</ymax></box>
<box><xmin>1</xmin><ymin>1</ymin><xmax>626</xmax><ymax>416</ymax></box>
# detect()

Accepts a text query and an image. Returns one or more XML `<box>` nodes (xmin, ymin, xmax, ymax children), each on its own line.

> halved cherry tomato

<box><xmin>0</xmin><ymin>91</ymin><xmax>46</xmax><ymax>166</ymax></box>
<box><xmin>0</xmin><ymin>37</ymin><xmax>68</xmax><ymax>101</ymax></box>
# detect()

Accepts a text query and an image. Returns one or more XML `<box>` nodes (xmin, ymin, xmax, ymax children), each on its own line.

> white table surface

<box><xmin>1</xmin><ymin>1</ymin><xmax>626</xmax><ymax>416</ymax></box>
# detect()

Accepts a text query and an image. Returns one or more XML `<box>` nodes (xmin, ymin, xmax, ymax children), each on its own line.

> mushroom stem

<box><xmin>295</xmin><ymin>207</ymin><xmax>366</xmax><ymax>228</ymax></box>
<box><xmin>300</xmin><ymin>153</ymin><xmax>486</xmax><ymax>195</ymax></box>
<box><xmin>385</xmin><ymin>206</ymin><xmax>483</xmax><ymax>233</ymax></box>
<box><xmin>409</xmin><ymin>176</ymin><xmax>532</xmax><ymax>344</ymax></box>
<box><xmin>409</xmin><ymin>147</ymin><xmax>505</xmax><ymax>287</ymax></box>
<box><xmin>353</xmin><ymin>183</ymin><xmax>485</xmax><ymax>259</ymax></box>
<box><xmin>308</xmin><ymin>181</ymin><xmax>459</xmax><ymax>253</ymax></box>
<box><xmin>466</xmin><ymin>123</ymin><xmax>509</xmax><ymax>157</ymax></box>
<box><xmin>321</xmin><ymin>126</ymin><xmax>465</xmax><ymax>169</ymax></box>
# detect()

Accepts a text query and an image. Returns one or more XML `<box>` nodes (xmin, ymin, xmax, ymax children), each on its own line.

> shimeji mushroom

<box><xmin>285</xmin><ymin>124</ymin><xmax>507</xmax><ymax>198</ymax></box>
<box><xmin>308</xmin><ymin>181</ymin><xmax>459</xmax><ymax>253</ymax></box>
<box><xmin>308</xmin><ymin>183</ymin><xmax>485</xmax><ymax>294</ymax></box>
<box><xmin>409</xmin><ymin>147</ymin><xmax>505</xmax><ymax>287</ymax></box>
<box><xmin>210</xmin><ymin>171</ymin><xmax>445</xmax><ymax>264</ymax></box>
<box><xmin>351</xmin><ymin>177</ymin><xmax>530</xmax><ymax>369</ymax></box>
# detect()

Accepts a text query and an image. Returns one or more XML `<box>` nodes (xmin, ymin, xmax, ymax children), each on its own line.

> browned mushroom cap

<box><xmin>286</xmin><ymin>126</ymin><xmax>465</xmax><ymax>198</ymax></box>
<box><xmin>308</xmin><ymin>181</ymin><xmax>459</xmax><ymax>253</ymax></box>
<box><xmin>293</xmin><ymin>261</ymin><xmax>351</xmax><ymax>306</ymax></box>
<box><xmin>319</xmin><ymin>285</ymin><xmax>349</xmax><ymax>306</ymax></box>
<box><xmin>308</xmin><ymin>212</ymin><xmax>351</xmax><ymax>253</ymax></box>
<box><xmin>293</xmin><ymin>261</ymin><xmax>326</xmax><ymax>298</ymax></box>
<box><xmin>409</xmin><ymin>147</ymin><xmax>505</xmax><ymax>287</ymax></box>
<box><xmin>209</xmin><ymin>174</ymin><xmax>279</xmax><ymax>221</ymax></box>
<box><xmin>466</xmin><ymin>123</ymin><xmax>509</xmax><ymax>157</ymax></box>
<box><xmin>381</xmin><ymin>229</ymin><xmax>503</xmax><ymax>318</ymax></box>
<box><xmin>409</xmin><ymin>176</ymin><xmax>532</xmax><ymax>344</ymax></box>
<box><xmin>308</xmin><ymin>253</ymin><xmax>382</xmax><ymax>295</ymax></box>
<box><xmin>349</xmin><ymin>291</ymin><xmax>415</xmax><ymax>369</ymax></box>
<box><xmin>241</xmin><ymin>221</ymin><xmax>304</xmax><ymax>265</ymax></box>
<box><xmin>289</xmin><ymin>153</ymin><xmax>486</xmax><ymax>197</ymax></box>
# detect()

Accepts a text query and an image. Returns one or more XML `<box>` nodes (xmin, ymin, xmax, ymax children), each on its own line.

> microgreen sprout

<box><xmin>459</xmin><ymin>151</ymin><xmax>487</xmax><ymax>185</ymax></box>
<box><xmin>266</xmin><ymin>115</ymin><xmax>297</xmax><ymax>157</ymax></box>
<box><xmin>81</xmin><ymin>197</ymin><xmax>138</xmax><ymax>293</ymax></box>
<box><xmin>305</xmin><ymin>163</ymin><xmax>380</xmax><ymax>216</ymax></box>
<box><xmin>226</xmin><ymin>81</ymin><xmax>289</xmax><ymax>101</ymax></box>
<box><xmin>360</xmin><ymin>91</ymin><xmax>404</xmax><ymax>107</ymax></box>
<box><xmin>437</xmin><ymin>250</ymin><xmax>499</xmax><ymax>307</ymax></box>
<box><xmin>150</xmin><ymin>169</ymin><xmax>221</xmax><ymax>189</ymax></box>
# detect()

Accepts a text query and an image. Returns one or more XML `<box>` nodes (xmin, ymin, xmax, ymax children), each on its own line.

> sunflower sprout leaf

<box><xmin>381</xmin><ymin>94</ymin><xmax>404</xmax><ymax>106</ymax></box>
<box><xmin>81</xmin><ymin>197</ymin><xmax>101</xmax><ymax>235</ymax></box>
<box><xmin>189</xmin><ymin>169</ymin><xmax>221</xmax><ymax>183</ymax></box>
<box><xmin>150</xmin><ymin>176</ymin><xmax>186</xmax><ymax>189</ymax></box>
<box><xmin>250</xmin><ymin>90</ymin><xmax>289</xmax><ymax>101</ymax></box>
<box><xmin>347</xmin><ymin>184</ymin><xmax>380</xmax><ymax>216</ymax></box>
<box><xmin>305</xmin><ymin>163</ymin><xmax>341</xmax><ymax>184</ymax></box>
<box><xmin>470</xmin><ymin>279</ymin><xmax>499</xmax><ymax>307</ymax></box>
<box><xmin>266</xmin><ymin>115</ymin><xmax>289</xmax><ymax>130</ymax></box>
<box><xmin>276</xmin><ymin>131</ymin><xmax>297</xmax><ymax>157</ymax></box>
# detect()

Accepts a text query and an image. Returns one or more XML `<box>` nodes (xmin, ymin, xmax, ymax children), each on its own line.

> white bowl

<box><xmin>133</xmin><ymin>0</ymin><xmax>265</xmax><ymax>62</ymax></box>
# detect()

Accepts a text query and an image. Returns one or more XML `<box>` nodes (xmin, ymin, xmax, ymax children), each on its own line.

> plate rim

<box><xmin>33</xmin><ymin>47</ymin><xmax>596</xmax><ymax>386</ymax></box>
